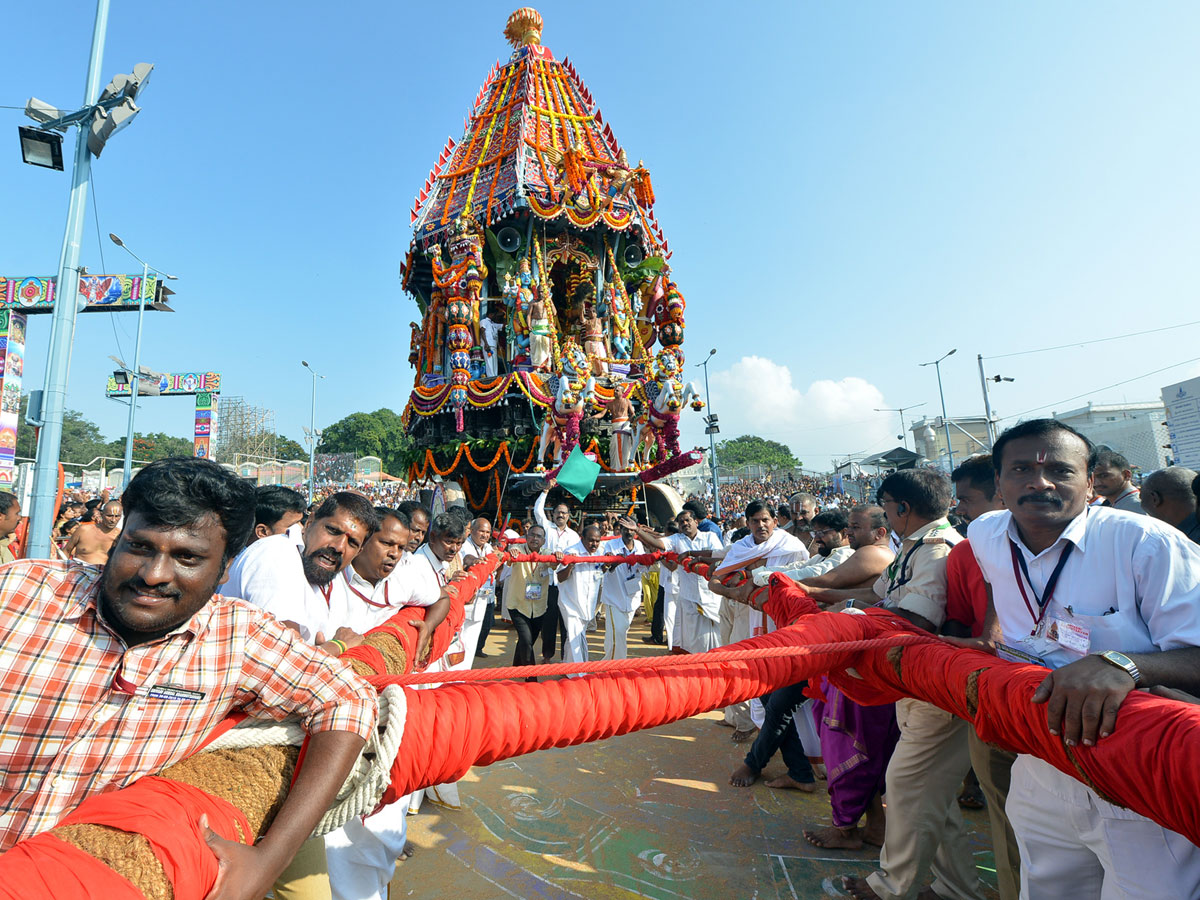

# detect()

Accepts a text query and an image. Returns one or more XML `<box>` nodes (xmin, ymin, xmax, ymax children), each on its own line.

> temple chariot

<box><xmin>400</xmin><ymin>8</ymin><xmax>704</xmax><ymax>523</ymax></box>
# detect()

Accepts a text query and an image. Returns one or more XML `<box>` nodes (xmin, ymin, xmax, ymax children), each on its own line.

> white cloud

<box><xmin>678</xmin><ymin>355</ymin><xmax>897</xmax><ymax>470</ymax></box>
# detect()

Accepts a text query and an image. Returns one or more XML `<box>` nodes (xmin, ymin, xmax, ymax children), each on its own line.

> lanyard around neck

<box><xmin>343</xmin><ymin>568</ymin><xmax>390</xmax><ymax>608</ymax></box>
<box><xmin>1008</xmin><ymin>539</ymin><xmax>1073</xmax><ymax>630</ymax></box>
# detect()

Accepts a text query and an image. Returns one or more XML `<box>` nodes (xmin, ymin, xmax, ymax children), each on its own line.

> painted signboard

<box><xmin>0</xmin><ymin>310</ymin><xmax>28</xmax><ymax>490</ymax></box>
<box><xmin>0</xmin><ymin>274</ymin><xmax>168</xmax><ymax>314</ymax></box>
<box><xmin>106</xmin><ymin>371</ymin><xmax>221</xmax><ymax>397</ymax></box>
<box><xmin>105</xmin><ymin>371</ymin><xmax>221</xmax><ymax>461</ymax></box>
<box><xmin>1162</xmin><ymin>376</ymin><xmax>1200</xmax><ymax>469</ymax></box>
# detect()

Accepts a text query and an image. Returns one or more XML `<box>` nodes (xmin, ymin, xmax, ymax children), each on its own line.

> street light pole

<box><xmin>697</xmin><ymin>348</ymin><xmax>720</xmax><ymax>518</ymax></box>
<box><xmin>109</xmin><ymin>234</ymin><xmax>178</xmax><ymax>489</ymax></box>
<box><xmin>302</xmin><ymin>361</ymin><xmax>324</xmax><ymax>504</ymax></box>
<box><xmin>873</xmin><ymin>402</ymin><xmax>926</xmax><ymax>450</ymax></box>
<box><xmin>976</xmin><ymin>354</ymin><xmax>1015</xmax><ymax>447</ymax></box>
<box><xmin>27</xmin><ymin>0</ymin><xmax>111</xmax><ymax>558</ymax></box>
<box><xmin>920</xmin><ymin>349</ymin><xmax>957</xmax><ymax>472</ymax></box>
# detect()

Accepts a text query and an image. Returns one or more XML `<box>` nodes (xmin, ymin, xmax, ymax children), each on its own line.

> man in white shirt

<box><xmin>220</xmin><ymin>491</ymin><xmax>380</xmax><ymax>897</ymax></box>
<box><xmin>1090</xmin><ymin>446</ymin><xmax>1144</xmax><ymax>514</ymax></box>
<box><xmin>223</xmin><ymin>491</ymin><xmax>378</xmax><ymax>648</ymax></box>
<box><xmin>711</xmin><ymin>500</ymin><xmax>807</xmax><ymax>742</ymax></box>
<box><xmin>459</xmin><ymin>517</ymin><xmax>496</xmax><ymax>660</ymax></box>
<box><xmin>331</xmin><ymin>507</ymin><xmax>448</xmax><ymax>656</ymax></box>
<box><xmin>599</xmin><ymin>523</ymin><xmax>645</xmax><ymax>660</ymax></box>
<box><xmin>626</xmin><ymin>509</ymin><xmax>725</xmax><ymax>653</ymax></box>
<box><xmin>248</xmin><ymin>484</ymin><xmax>307</xmax><ymax>545</ymax></box>
<box><xmin>556</xmin><ymin>524</ymin><xmax>605</xmax><ymax>666</ymax></box>
<box><xmin>324</xmin><ymin>505</ymin><xmax>448</xmax><ymax>899</ymax></box>
<box><xmin>728</xmin><ymin>510</ymin><xmax>854</xmax><ymax>791</ymax></box>
<box><xmin>534</xmin><ymin>486</ymin><xmax>581</xmax><ymax>661</ymax></box>
<box><xmin>407</xmin><ymin>512</ymin><xmax>472</xmax><ymax>814</ymax></box>
<box><xmin>815</xmin><ymin>472</ymin><xmax>983</xmax><ymax>900</ymax></box>
<box><xmin>967</xmin><ymin>418</ymin><xmax>1200</xmax><ymax>899</ymax></box>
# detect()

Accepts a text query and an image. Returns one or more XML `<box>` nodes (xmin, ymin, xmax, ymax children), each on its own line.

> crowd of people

<box><xmin>711</xmin><ymin>474</ymin><xmax>864</xmax><ymax>518</ymax></box>
<box><xmin>2</xmin><ymin>425</ymin><xmax>1200</xmax><ymax>898</ymax></box>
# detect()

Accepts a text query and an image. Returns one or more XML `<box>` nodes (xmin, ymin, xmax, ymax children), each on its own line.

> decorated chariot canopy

<box><xmin>401</xmin><ymin>8</ymin><xmax>702</xmax><ymax>507</ymax></box>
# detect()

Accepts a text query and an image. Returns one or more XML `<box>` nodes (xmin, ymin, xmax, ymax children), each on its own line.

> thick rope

<box><xmin>388</xmin><ymin>633</ymin><xmax>934</xmax><ymax>684</ymax></box>
<box><xmin>205</xmin><ymin>686</ymin><xmax>408</xmax><ymax>835</ymax></box>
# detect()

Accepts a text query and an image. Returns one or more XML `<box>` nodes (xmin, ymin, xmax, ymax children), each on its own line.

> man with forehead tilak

<box><xmin>964</xmin><ymin>419</ymin><xmax>1200</xmax><ymax>899</ymax></box>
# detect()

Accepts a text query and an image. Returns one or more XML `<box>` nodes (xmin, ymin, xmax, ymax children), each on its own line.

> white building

<box><xmin>1052</xmin><ymin>402</ymin><xmax>1170</xmax><ymax>474</ymax></box>
<box><xmin>910</xmin><ymin>416</ymin><xmax>991</xmax><ymax>472</ymax></box>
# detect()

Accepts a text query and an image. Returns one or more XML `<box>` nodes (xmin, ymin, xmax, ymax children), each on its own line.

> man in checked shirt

<box><xmin>0</xmin><ymin>458</ymin><xmax>378</xmax><ymax>900</ymax></box>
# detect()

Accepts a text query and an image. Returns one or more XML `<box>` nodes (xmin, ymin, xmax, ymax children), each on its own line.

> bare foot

<box><xmin>398</xmin><ymin>843</ymin><xmax>415</xmax><ymax>862</ymax></box>
<box><xmin>763</xmin><ymin>773</ymin><xmax>817</xmax><ymax>792</ymax></box>
<box><xmin>861</xmin><ymin>825</ymin><xmax>885</xmax><ymax>847</ymax></box>
<box><xmin>841</xmin><ymin>875</ymin><xmax>882</xmax><ymax>900</ymax></box>
<box><xmin>729</xmin><ymin>763</ymin><xmax>760</xmax><ymax>787</ymax></box>
<box><xmin>715</xmin><ymin>718</ymin><xmax>735</xmax><ymax>728</ymax></box>
<box><xmin>803</xmin><ymin>825</ymin><xmax>863</xmax><ymax>850</ymax></box>
<box><xmin>731</xmin><ymin>727</ymin><xmax>757</xmax><ymax>744</ymax></box>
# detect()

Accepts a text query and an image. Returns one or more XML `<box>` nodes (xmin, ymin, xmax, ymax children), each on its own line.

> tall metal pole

<box><xmin>977</xmin><ymin>353</ymin><xmax>996</xmax><ymax>447</ymax></box>
<box><xmin>935</xmin><ymin>360</ymin><xmax>955</xmax><ymax>471</ymax></box>
<box><xmin>702</xmin><ymin>356</ymin><xmax>720</xmax><ymax>518</ymax></box>
<box><xmin>121</xmin><ymin>261</ymin><xmax>149</xmax><ymax>488</ymax></box>
<box><xmin>27</xmin><ymin>0</ymin><xmax>111</xmax><ymax>558</ymax></box>
<box><xmin>303</xmin><ymin>361</ymin><xmax>322</xmax><ymax>504</ymax></box>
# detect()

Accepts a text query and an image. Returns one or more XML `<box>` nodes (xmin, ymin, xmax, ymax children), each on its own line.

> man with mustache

<box><xmin>223</xmin><ymin>491</ymin><xmax>379</xmax><ymax>648</ymax></box>
<box><xmin>964</xmin><ymin>419</ymin><xmax>1200</xmax><ymax>898</ymax></box>
<box><xmin>331</xmin><ymin>506</ymin><xmax>450</xmax><ymax>659</ymax></box>
<box><xmin>0</xmin><ymin>459</ymin><xmax>377</xmax><ymax>900</ymax></box>
<box><xmin>396</xmin><ymin>500</ymin><xmax>431</xmax><ymax>555</ymax></box>
<box><xmin>323</xmin><ymin>505</ymin><xmax>448</xmax><ymax>900</ymax></box>
<box><xmin>533</xmin><ymin>486</ymin><xmax>580</xmax><ymax>661</ymax></box>
<box><xmin>810</xmin><ymin>470</ymin><xmax>985</xmax><ymax>900</ymax></box>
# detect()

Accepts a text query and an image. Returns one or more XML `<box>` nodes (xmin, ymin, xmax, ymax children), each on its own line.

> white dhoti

<box><xmin>610</xmin><ymin>420</ymin><xmax>633</xmax><ymax>471</ymax></box>
<box><xmin>408</xmin><ymin>601</ymin><xmax>486</xmax><ymax>812</ymax></box>
<box><xmin>325</xmin><ymin>798</ymin><xmax>410</xmax><ymax>900</ymax></box>
<box><xmin>721</xmin><ymin>599</ymin><xmax>754</xmax><ymax>729</ymax></box>
<box><xmin>561</xmin><ymin>608</ymin><xmax>590</xmax><ymax>668</ymax></box>
<box><xmin>664</xmin><ymin>588</ymin><xmax>681</xmax><ymax>649</ymax></box>
<box><xmin>1007</xmin><ymin>754</ymin><xmax>1200</xmax><ymax>900</ymax></box>
<box><xmin>680</xmin><ymin>601</ymin><xmax>720</xmax><ymax>653</ymax></box>
<box><xmin>602</xmin><ymin>603</ymin><xmax>633</xmax><ymax>660</ymax></box>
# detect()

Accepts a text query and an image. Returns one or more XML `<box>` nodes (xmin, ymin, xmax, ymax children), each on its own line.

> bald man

<box><xmin>1141</xmin><ymin>467</ymin><xmax>1200</xmax><ymax>543</ymax></box>
<box><xmin>63</xmin><ymin>499</ymin><xmax>122</xmax><ymax>565</ymax></box>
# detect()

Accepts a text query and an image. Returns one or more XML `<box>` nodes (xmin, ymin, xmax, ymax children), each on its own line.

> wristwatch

<box><xmin>1098</xmin><ymin>650</ymin><xmax>1141</xmax><ymax>686</ymax></box>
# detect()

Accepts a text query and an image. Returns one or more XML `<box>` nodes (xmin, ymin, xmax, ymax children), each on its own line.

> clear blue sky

<box><xmin>5</xmin><ymin>1</ymin><xmax>1199</xmax><ymax>470</ymax></box>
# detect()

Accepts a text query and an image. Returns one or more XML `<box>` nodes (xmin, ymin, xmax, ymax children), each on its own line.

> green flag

<box><xmin>555</xmin><ymin>445</ymin><xmax>601</xmax><ymax>502</ymax></box>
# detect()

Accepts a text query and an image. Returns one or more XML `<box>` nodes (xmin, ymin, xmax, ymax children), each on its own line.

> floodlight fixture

<box><xmin>18</xmin><ymin>126</ymin><xmax>64</xmax><ymax>170</ymax></box>
<box><xmin>87</xmin><ymin>97</ymin><xmax>140</xmax><ymax>157</ymax></box>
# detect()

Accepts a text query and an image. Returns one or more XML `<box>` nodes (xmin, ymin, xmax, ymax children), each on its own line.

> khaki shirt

<box><xmin>871</xmin><ymin>518</ymin><xmax>957</xmax><ymax>629</ymax></box>
<box><xmin>504</xmin><ymin>560</ymin><xmax>553</xmax><ymax>618</ymax></box>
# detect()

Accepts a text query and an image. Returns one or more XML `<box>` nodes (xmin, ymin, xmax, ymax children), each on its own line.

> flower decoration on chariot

<box><xmin>654</xmin><ymin>348</ymin><xmax>681</xmax><ymax>380</ymax></box>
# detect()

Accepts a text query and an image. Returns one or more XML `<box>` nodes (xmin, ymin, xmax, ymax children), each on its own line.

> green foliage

<box><xmin>16</xmin><ymin>395</ymin><xmax>110</xmax><ymax>465</ymax></box>
<box><xmin>317</xmin><ymin>408</ymin><xmax>411</xmax><ymax>475</ymax></box>
<box><xmin>104</xmin><ymin>432</ymin><xmax>195</xmax><ymax>461</ymax></box>
<box><xmin>274</xmin><ymin>434</ymin><xmax>307</xmax><ymax>460</ymax></box>
<box><xmin>714</xmin><ymin>434</ymin><xmax>801</xmax><ymax>472</ymax></box>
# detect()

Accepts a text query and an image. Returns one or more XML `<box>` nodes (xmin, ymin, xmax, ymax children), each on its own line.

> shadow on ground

<box><xmin>393</xmin><ymin>612</ymin><xmax>999</xmax><ymax>899</ymax></box>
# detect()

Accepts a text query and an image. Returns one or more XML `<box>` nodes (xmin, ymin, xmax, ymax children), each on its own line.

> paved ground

<box><xmin>393</xmin><ymin>612</ymin><xmax>1000</xmax><ymax>900</ymax></box>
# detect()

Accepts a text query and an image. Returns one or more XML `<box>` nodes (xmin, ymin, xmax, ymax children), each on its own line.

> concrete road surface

<box><xmin>392</xmin><ymin>610</ymin><xmax>1000</xmax><ymax>900</ymax></box>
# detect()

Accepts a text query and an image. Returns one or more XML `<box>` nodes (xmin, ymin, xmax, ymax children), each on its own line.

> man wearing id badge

<box><xmin>968</xmin><ymin>419</ymin><xmax>1200</xmax><ymax>899</ymax></box>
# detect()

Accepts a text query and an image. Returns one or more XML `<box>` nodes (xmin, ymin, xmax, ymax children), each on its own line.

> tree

<box><xmin>714</xmin><ymin>435</ymin><xmax>801</xmax><ymax>472</ymax></box>
<box><xmin>17</xmin><ymin>396</ymin><xmax>110</xmax><ymax>466</ymax></box>
<box><xmin>275</xmin><ymin>434</ymin><xmax>307</xmax><ymax>460</ymax></box>
<box><xmin>317</xmin><ymin>408</ymin><xmax>410</xmax><ymax>475</ymax></box>
<box><xmin>104</xmin><ymin>432</ymin><xmax>195</xmax><ymax>462</ymax></box>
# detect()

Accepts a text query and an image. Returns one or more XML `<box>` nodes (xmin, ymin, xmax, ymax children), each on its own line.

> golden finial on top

<box><xmin>504</xmin><ymin>7</ymin><xmax>544</xmax><ymax>47</ymax></box>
